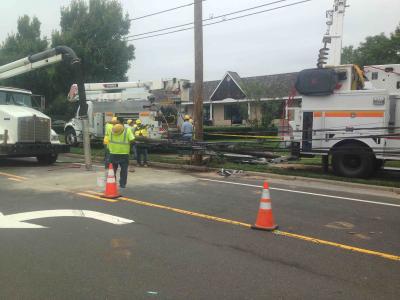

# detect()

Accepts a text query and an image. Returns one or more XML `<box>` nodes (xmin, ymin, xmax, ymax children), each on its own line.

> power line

<box><xmin>125</xmin><ymin>0</ymin><xmax>312</xmax><ymax>41</ymax></box>
<box><xmin>130</xmin><ymin>0</ymin><xmax>206</xmax><ymax>21</ymax></box>
<box><xmin>125</xmin><ymin>0</ymin><xmax>294</xmax><ymax>39</ymax></box>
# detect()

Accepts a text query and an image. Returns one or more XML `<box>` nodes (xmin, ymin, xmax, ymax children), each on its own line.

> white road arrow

<box><xmin>0</xmin><ymin>210</ymin><xmax>134</xmax><ymax>228</ymax></box>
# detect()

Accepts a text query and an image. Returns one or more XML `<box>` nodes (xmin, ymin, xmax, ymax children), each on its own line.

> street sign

<box><xmin>0</xmin><ymin>210</ymin><xmax>134</xmax><ymax>228</ymax></box>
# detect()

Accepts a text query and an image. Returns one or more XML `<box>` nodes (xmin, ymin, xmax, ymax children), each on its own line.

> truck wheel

<box><xmin>331</xmin><ymin>143</ymin><xmax>374</xmax><ymax>178</ymax></box>
<box><xmin>65</xmin><ymin>128</ymin><xmax>78</xmax><ymax>146</ymax></box>
<box><xmin>374</xmin><ymin>159</ymin><xmax>384</xmax><ymax>171</ymax></box>
<box><xmin>37</xmin><ymin>154</ymin><xmax>58</xmax><ymax>165</ymax></box>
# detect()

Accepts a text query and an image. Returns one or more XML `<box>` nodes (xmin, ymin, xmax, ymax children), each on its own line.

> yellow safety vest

<box><xmin>135</xmin><ymin>126</ymin><xmax>148</xmax><ymax>138</ymax></box>
<box><xmin>109</xmin><ymin>129</ymin><xmax>134</xmax><ymax>154</ymax></box>
<box><xmin>104</xmin><ymin>123</ymin><xmax>114</xmax><ymax>146</ymax></box>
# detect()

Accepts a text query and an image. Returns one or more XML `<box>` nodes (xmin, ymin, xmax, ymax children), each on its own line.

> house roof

<box><xmin>188</xmin><ymin>71</ymin><xmax>298</xmax><ymax>102</ymax></box>
<box><xmin>209</xmin><ymin>71</ymin><xmax>247</xmax><ymax>101</ymax></box>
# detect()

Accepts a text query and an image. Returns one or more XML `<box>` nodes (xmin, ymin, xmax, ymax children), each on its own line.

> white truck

<box><xmin>0</xmin><ymin>46</ymin><xmax>86</xmax><ymax>164</ymax></box>
<box><xmin>64</xmin><ymin>79</ymin><xmax>190</xmax><ymax>145</ymax></box>
<box><xmin>284</xmin><ymin>0</ymin><xmax>400</xmax><ymax>178</ymax></box>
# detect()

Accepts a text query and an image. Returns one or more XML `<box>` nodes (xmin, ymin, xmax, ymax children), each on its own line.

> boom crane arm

<box><xmin>0</xmin><ymin>46</ymin><xmax>88</xmax><ymax>116</ymax></box>
<box><xmin>317</xmin><ymin>0</ymin><xmax>348</xmax><ymax>68</ymax></box>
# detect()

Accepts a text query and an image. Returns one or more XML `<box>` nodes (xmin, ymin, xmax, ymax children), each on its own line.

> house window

<box><xmin>224</xmin><ymin>104</ymin><xmax>246</xmax><ymax>124</ymax></box>
<box><xmin>397</xmin><ymin>81</ymin><xmax>400</xmax><ymax>89</ymax></box>
<box><xmin>371</xmin><ymin>72</ymin><xmax>378</xmax><ymax>80</ymax></box>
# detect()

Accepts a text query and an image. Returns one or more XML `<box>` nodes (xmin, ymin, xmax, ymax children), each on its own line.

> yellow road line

<box><xmin>76</xmin><ymin>192</ymin><xmax>119</xmax><ymax>203</ymax></box>
<box><xmin>119</xmin><ymin>196</ymin><xmax>251</xmax><ymax>227</ymax></box>
<box><xmin>273</xmin><ymin>230</ymin><xmax>400</xmax><ymax>262</ymax></box>
<box><xmin>7</xmin><ymin>177</ymin><xmax>23</xmax><ymax>182</ymax></box>
<box><xmin>76</xmin><ymin>192</ymin><xmax>400</xmax><ymax>262</ymax></box>
<box><xmin>85</xmin><ymin>190</ymin><xmax>103</xmax><ymax>196</ymax></box>
<box><xmin>0</xmin><ymin>172</ymin><xmax>27</xmax><ymax>180</ymax></box>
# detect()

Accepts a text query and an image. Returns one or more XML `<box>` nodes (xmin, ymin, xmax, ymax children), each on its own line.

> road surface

<box><xmin>0</xmin><ymin>155</ymin><xmax>399</xmax><ymax>299</ymax></box>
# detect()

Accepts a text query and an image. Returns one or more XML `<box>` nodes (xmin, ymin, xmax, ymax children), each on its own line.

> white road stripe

<box><xmin>0</xmin><ymin>210</ymin><xmax>134</xmax><ymax>228</ymax></box>
<box><xmin>198</xmin><ymin>178</ymin><xmax>400</xmax><ymax>208</ymax></box>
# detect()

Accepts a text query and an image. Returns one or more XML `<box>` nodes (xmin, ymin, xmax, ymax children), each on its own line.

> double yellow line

<box><xmin>78</xmin><ymin>190</ymin><xmax>400</xmax><ymax>262</ymax></box>
<box><xmin>0</xmin><ymin>171</ymin><xmax>27</xmax><ymax>182</ymax></box>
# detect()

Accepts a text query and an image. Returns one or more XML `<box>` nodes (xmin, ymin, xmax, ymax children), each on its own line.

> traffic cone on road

<box><xmin>103</xmin><ymin>163</ymin><xmax>120</xmax><ymax>199</ymax></box>
<box><xmin>251</xmin><ymin>181</ymin><xmax>278</xmax><ymax>231</ymax></box>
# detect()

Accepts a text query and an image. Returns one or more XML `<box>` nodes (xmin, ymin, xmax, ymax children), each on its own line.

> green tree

<box><xmin>48</xmin><ymin>0</ymin><xmax>135</xmax><ymax>117</ymax></box>
<box><xmin>0</xmin><ymin>1</ymin><xmax>135</xmax><ymax>119</ymax></box>
<box><xmin>342</xmin><ymin>23</ymin><xmax>400</xmax><ymax>66</ymax></box>
<box><xmin>0</xmin><ymin>15</ymin><xmax>50</xmax><ymax>96</ymax></box>
<box><xmin>242</xmin><ymin>81</ymin><xmax>284</xmax><ymax>128</ymax></box>
<box><xmin>242</xmin><ymin>81</ymin><xmax>264</xmax><ymax>127</ymax></box>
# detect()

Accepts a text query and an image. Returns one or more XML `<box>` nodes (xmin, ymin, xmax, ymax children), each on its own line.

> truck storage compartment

<box><xmin>295</xmin><ymin>68</ymin><xmax>338</xmax><ymax>96</ymax></box>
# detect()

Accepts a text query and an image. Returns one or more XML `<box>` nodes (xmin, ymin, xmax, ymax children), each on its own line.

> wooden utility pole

<box><xmin>193</xmin><ymin>0</ymin><xmax>204</xmax><ymax>142</ymax></box>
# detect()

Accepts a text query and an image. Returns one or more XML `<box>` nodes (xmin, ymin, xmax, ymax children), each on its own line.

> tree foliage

<box><xmin>0</xmin><ymin>0</ymin><xmax>135</xmax><ymax>119</ymax></box>
<box><xmin>341</xmin><ymin>23</ymin><xmax>400</xmax><ymax>66</ymax></box>
<box><xmin>52</xmin><ymin>0</ymin><xmax>134</xmax><ymax>83</ymax></box>
<box><xmin>242</xmin><ymin>82</ymin><xmax>283</xmax><ymax>128</ymax></box>
<box><xmin>0</xmin><ymin>16</ymin><xmax>50</xmax><ymax>95</ymax></box>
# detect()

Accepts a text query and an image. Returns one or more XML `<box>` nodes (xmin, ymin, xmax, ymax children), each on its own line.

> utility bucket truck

<box><xmin>0</xmin><ymin>46</ymin><xmax>85</xmax><ymax>164</ymax></box>
<box><xmin>284</xmin><ymin>0</ymin><xmax>400</xmax><ymax>178</ymax></box>
<box><xmin>64</xmin><ymin>79</ymin><xmax>190</xmax><ymax>145</ymax></box>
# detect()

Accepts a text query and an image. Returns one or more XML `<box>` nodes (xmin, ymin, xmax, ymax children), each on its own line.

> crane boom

<box><xmin>317</xmin><ymin>0</ymin><xmax>348</xmax><ymax>67</ymax></box>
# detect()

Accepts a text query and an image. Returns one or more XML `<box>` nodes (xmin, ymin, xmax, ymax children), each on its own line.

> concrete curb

<box><xmin>62</xmin><ymin>153</ymin><xmax>400</xmax><ymax>194</ymax></box>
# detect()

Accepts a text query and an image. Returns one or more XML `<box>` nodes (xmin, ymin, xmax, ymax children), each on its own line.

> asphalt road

<box><xmin>0</xmin><ymin>155</ymin><xmax>399</xmax><ymax>299</ymax></box>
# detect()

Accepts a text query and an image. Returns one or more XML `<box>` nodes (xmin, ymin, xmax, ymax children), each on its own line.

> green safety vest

<box><xmin>109</xmin><ymin>129</ymin><xmax>134</xmax><ymax>154</ymax></box>
<box><xmin>104</xmin><ymin>123</ymin><xmax>114</xmax><ymax>149</ymax></box>
<box><xmin>105</xmin><ymin>123</ymin><xmax>114</xmax><ymax>136</ymax></box>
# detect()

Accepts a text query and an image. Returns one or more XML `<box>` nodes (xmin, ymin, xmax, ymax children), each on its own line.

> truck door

<box><xmin>386</xmin><ymin>95</ymin><xmax>400</xmax><ymax>158</ymax></box>
<box><xmin>302</xmin><ymin>112</ymin><xmax>313</xmax><ymax>152</ymax></box>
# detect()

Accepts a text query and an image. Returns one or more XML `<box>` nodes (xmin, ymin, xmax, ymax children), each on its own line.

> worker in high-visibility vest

<box><xmin>126</xmin><ymin>119</ymin><xmax>137</xmax><ymax>172</ymax></box>
<box><xmin>108</xmin><ymin>122</ymin><xmax>135</xmax><ymax>188</ymax></box>
<box><xmin>103</xmin><ymin>116</ymin><xmax>118</xmax><ymax>169</ymax></box>
<box><xmin>134</xmin><ymin>119</ymin><xmax>149</xmax><ymax>167</ymax></box>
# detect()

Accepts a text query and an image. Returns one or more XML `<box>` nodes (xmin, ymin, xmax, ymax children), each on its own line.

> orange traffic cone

<box><xmin>251</xmin><ymin>181</ymin><xmax>278</xmax><ymax>231</ymax></box>
<box><xmin>103</xmin><ymin>163</ymin><xmax>120</xmax><ymax>199</ymax></box>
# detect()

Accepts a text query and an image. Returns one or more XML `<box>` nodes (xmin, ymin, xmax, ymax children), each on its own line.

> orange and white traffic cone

<box><xmin>103</xmin><ymin>163</ymin><xmax>120</xmax><ymax>199</ymax></box>
<box><xmin>251</xmin><ymin>181</ymin><xmax>278</xmax><ymax>231</ymax></box>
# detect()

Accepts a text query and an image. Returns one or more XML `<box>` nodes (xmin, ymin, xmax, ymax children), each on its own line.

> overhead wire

<box><xmin>125</xmin><ymin>0</ymin><xmax>312</xmax><ymax>41</ymax></box>
<box><xmin>129</xmin><ymin>0</ymin><xmax>206</xmax><ymax>21</ymax></box>
<box><xmin>125</xmin><ymin>0</ymin><xmax>296</xmax><ymax>39</ymax></box>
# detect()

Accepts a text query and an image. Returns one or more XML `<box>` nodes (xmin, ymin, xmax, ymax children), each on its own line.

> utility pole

<box><xmin>73</xmin><ymin>59</ymin><xmax>92</xmax><ymax>170</ymax></box>
<box><xmin>194</xmin><ymin>0</ymin><xmax>204</xmax><ymax>142</ymax></box>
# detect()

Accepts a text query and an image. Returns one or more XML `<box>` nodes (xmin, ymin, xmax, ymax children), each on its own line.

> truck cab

<box><xmin>0</xmin><ymin>86</ymin><xmax>69</xmax><ymax>164</ymax></box>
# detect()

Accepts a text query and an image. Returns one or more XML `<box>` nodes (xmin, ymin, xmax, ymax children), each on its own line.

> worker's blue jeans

<box><xmin>109</xmin><ymin>154</ymin><xmax>129</xmax><ymax>187</ymax></box>
<box><xmin>136</xmin><ymin>145</ymin><xmax>148</xmax><ymax>165</ymax></box>
<box><xmin>131</xmin><ymin>144</ymin><xmax>137</xmax><ymax>160</ymax></box>
<box><xmin>182</xmin><ymin>134</ymin><xmax>192</xmax><ymax>141</ymax></box>
<box><xmin>104</xmin><ymin>146</ymin><xmax>110</xmax><ymax>169</ymax></box>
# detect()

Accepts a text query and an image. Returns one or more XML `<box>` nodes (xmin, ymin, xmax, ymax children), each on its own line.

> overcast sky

<box><xmin>1</xmin><ymin>0</ymin><xmax>399</xmax><ymax>82</ymax></box>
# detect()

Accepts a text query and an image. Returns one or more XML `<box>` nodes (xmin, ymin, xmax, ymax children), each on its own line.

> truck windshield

<box><xmin>0</xmin><ymin>91</ymin><xmax>32</xmax><ymax>107</ymax></box>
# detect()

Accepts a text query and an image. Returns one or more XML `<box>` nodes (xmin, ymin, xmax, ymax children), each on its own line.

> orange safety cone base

<box><xmin>102</xmin><ymin>193</ymin><xmax>121</xmax><ymax>199</ymax></box>
<box><xmin>251</xmin><ymin>224</ymin><xmax>278</xmax><ymax>231</ymax></box>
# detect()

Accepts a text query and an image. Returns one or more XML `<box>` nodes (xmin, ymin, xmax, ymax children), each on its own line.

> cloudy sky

<box><xmin>1</xmin><ymin>0</ymin><xmax>399</xmax><ymax>82</ymax></box>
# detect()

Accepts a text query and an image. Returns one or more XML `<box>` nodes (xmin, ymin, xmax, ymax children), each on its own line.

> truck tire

<box><xmin>65</xmin><ymin>127</ymin><xmax>78</xmax><ymax>146</ymax></box>
<box><xmin>37</xmin><ymin>153</ymin><xmax>58</xmax><ymax>165</ymax></box>
<box><xmin>331</xmin><ymin>143</ymin><xmax>374</xmax><ymax>178</ymax></box>
<box><xmin>374</xmin><ymin>159</ymin><xmax>384</xmax><ymax>171</ymax></box>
